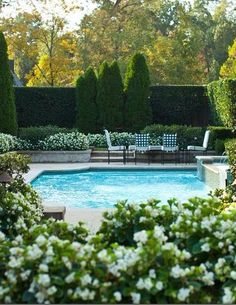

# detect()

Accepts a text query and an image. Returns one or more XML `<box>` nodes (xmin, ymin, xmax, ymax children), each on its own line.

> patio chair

<box><xmin>187</xmin><ymin>130</ymin><xmax>210</xmax><ymax>152</ymax></box>
<box><xmin>104</xmin><ymin>129</ymin><xmax>126</xmax><ymax>164</ymax></box>
<box><xmin>161</xmin><ymin>133</ymin><xmax>179</xmax><ymax>163</ymax></box>
<box><xmin>131</xmin><ymin>134</ymin><xmax>150</xmax><ymax>164</ymax></box>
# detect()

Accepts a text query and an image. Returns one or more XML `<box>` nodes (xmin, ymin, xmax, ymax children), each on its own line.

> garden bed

<box><xmin>17</xmin><ymin>150</ymin><xmax>92</xmax><ymax>163</ymax></box>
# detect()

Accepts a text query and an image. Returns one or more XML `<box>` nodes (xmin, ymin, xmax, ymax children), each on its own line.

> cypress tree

<box><xmin>124</xmin><ymin>53</ymin><xmax>152</xmax><ymax>131</ymax></box>
<box><xmin>75</xmin><ymin>67</ymin><xmax>97</xmax><ymax>133</ymax></box>
<box><xmin>0</xmin><ymin>32</ymin><xmax>17</xmax><ymax>135</ymax></box>
<box><xmin>96</xmin><ymin>60</ymin><xmax>124</xmax><ymax>131</ymax></box>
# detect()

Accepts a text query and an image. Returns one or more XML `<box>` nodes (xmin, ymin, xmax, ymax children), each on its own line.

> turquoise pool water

<box><xmin>31</xmin><ymin>169</ymin><xmax>211</xmax><ymax>208</ymax></box>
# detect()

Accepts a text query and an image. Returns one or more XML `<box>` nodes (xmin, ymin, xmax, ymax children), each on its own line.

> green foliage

<box><xmin>15</xmin><ymin>87</ymin><xmax>76</xmax><ymax>128</ymax></box>
<box><xmin>0</xmin><ymin>153</ymin><xmax>43</xmax><ymax>237</ymax></box>
<box><xmin>208</xmin><ymin>126</ymin><xmax>235</xmax><ymax>150</ymax></box>
<box><xmin>142</xmin><ymin>124</ymin><xmax>205</xmax><ymax>149</ymax></box>
<box><xmin>87</xmin><ymin>132</ymin><xmax>135</xmax><ymax>148</ymax></box>
<box><xmin>150</xmin><ymin>85</ymin><xmax>210</xmax><ymax>126</ymax></box>
<box><xmin>19</xmin><ymin>126</ymin><xmax>71</xmax><ymax>144</ymax></box>
<box><xmin>96</xmin><ymin>61</ymin><xmax>124</xmax><ymax>131</ymax></box>
<box><xmin>0</xmin><ymin>32</ymin><xmax>17</xmax><ymax>135</ymax></box>
<box><xmin>225</xmin><ymin>139</ymin><xmax>236</xmax><ymax>181</ymax></box>
<box><xmin>207</xmin><ymin>79</ymin><xmax>236</xmax><ymax>128</ymax></box>
<box><xmin>76</xmin><ymin>67</ymin><xmax>97</xmax><ymax>133</ymax></box>
<box><xmin>124</xmin><ymin>53</ymin><xmax>152</xmax><ymax>131</ymax></box>
<box><xmin>214</xmin><ymin>139</ymin><xmax>225</xmax><ymax>155</ymax></box>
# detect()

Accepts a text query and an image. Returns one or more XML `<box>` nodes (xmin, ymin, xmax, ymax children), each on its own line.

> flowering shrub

<box><xmin>0</xmin><ymin>133</ymin><xmax>16</xmax><ymax>153</ymax></box>
<box><xmin>87</xmin><ymin>132</ymin><xmax>135</xmax><ymax>148</ymax></box>
<box><xmin>1</xmin><ymin>193</ymin><xmax>236</xmax><ymax>303</ymax></box>
<box><xmin>38</xmin><ymin>132</ymin><xmax>89</xmax><ymax>151</ymax></box>
<box><xmin>0</xmin><ymin>153</ymin><xmax>43</xmax><ymax>238</ymax></box>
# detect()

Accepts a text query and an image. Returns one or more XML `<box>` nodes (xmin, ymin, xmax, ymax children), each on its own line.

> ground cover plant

<box><xmin>0</xmin><ymin>153</ymin><xmax>236</xmax><ymax>304</ymax></box>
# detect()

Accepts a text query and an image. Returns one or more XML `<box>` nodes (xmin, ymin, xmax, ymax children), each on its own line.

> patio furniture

<box><xmin>148</xmin><ymin>144</ymin><xmax>162</xmax><ymax>164</ymax></box>
<box><xmin>187</xmin><ymin>130</ymin><xmax>210</xmax><ymax>152</ymax></box>
<box><xmin>187</xmin><ymin>130</ymin><xmax>210</xmax><ymax>162</ymax></box>
<box><xmin>104</xmin><ymin>129</ymin><xmax>126</xmax><ymax>164</ymax></box>
<box><xmin>132</xmin><ymin>134</ymin><xmax>150</xmax><ymax>164</ymax></box>
<box><xmin>161</xmin><ymin>133</ymin><xmax>179</xmax><ymax>163</ymax></box>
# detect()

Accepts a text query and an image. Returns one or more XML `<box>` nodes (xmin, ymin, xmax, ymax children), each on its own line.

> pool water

<box><xmin>31</xmin><ymin>169</ymin><xmax>211</xmax><ymax>208</ymax></box>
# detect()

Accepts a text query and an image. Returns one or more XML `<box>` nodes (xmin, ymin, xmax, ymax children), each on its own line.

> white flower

<box><xmin>27</xmin><ymin>245</ymin><xmax>43</xmax><ymax>260</ymax></box>
<box><xmin>202</xmin><ymin>272</ymin><xmax>214</xmax><ymax>286</ymax></box>
<box><xmin>114</xmin><ymin>291</ymin><xmax>122</xmax><ymax>302</ymax></box>
<box><xmin>171</xmin><ymin>265</ymin><xmax>185</xmax><ymax>278</ymax></box>
<box><xmin>222</xmin><ymin>287</ymin><xmax>234</xmax><ymax>304</ymax></box>
<box><xmin>131</xmin><ymin>292</ymin><xmax>141</xmax><ymax>304</ymax></box>
<box><xmin>35</xmin><ymin>235</ymin><xmax>47</xmax><ymax>246</ymax></box>
<box><xmin>81</xmin><ymin>274</ymin><xmax>92</xmax><ymax>286</ymax></box>
<box><xmin>177</xmin><ymin>288</ymin><xmax>190</xmax><ymax>301</ymax></box>
<box><xmin>149</xmin><ymin>269</ymin><xmax>156</xmax><ymax>279</ymax></box>
<box><xmin>39</xmin><ymin>264</ymin><xmax>48</xmax><ymax>273</ymax></box>
<box><xmin>38</xmin><ymin>274</ymin><xmax>50</xmax><ymax>287</ymax></box>
<box><xmin>230</xmin><ymin>271</ymin><xmax>236</xmax><ymax>280</ymax></box>
<box><xmin>201</xmin><ymin>243</ymin><xmax>210</xmax><ymax>252</ymax></box>
<box><xmin>47</xmin><ymin>286</ymin><xmax>57</xmax><ymax>296</ymax></box>
<box><xmin>133</xmin><ymin>230</ymin><xmax>148</xmax><ymax>244</ymax></box>
<box><xmin>0</xmin><ymin>231</ymin><xmax>5</xmax><ymax>241</ymax></box>
<box><xmin>35</xmin><ymin>292</ymin><xmax>45</xmax><ymax>303</ymax></box>
<box><xmin>156</xmin><ymin>281</ymin><xmax>163</xmax><ymax>291</ymax></box>
<box><xmin>65</xmin><ymin>272</ymin><xmax>75</xmax><ymax>284</ymax></box>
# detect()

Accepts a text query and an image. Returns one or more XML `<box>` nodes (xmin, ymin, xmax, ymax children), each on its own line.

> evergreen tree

<box><xmin>96</xmin><ymin>61</ymin><xmax>124</xmax><ymax>131</ymax></box>
<box><xmin>75</xmin><ymin>67</ymin><xmax>97</xmax><ymax>133</ymax></box>
<box><xmin>0</xmin><ymin>32</ymin><xmax>17</xmax><ymax>135</ymax></box>
<box><xmin>124</xmin><ymin>53</ymin><xmax>152</xmax><ymax>131</ymax></box>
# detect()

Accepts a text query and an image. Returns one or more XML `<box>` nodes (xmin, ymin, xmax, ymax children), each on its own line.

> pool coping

<box><xmin>25</xmin><ymin>162</ymin><xmax>197</xmax><ymax>183</ymax></box>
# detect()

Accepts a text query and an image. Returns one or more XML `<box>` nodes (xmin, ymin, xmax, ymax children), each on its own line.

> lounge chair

<box><xmin>104</xmin><ymin>129</ymin><xmax>126</xmax><ymax>164</ymax></box>
<box><xmin>161</xmin><ymin>133</ymin><xmax>179</xmax><ymax>163</ymax></box>
<box><xmin>187</xmin><ymin>130</ymin><xmax>210</xmax><ymax>152</ymax></box>
<box><xmin>130</xmin><ymin>134</ymin><xmax>150</xmax><ymax>164</ymax></box>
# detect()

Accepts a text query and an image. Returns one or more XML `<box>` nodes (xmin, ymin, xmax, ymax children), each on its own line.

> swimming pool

<box><xmin>31</xmin><ymin>169</ymin><xmax>211</xmax><ymax>208</ymax></box>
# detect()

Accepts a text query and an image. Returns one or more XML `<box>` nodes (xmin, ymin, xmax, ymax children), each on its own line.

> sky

<box><xmin>0</xmin><ymin>0</ymin><xmax>97</xmax><ymax>29</ymax></box>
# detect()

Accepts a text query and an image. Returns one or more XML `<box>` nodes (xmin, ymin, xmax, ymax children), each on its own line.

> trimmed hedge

<box><xmin>207</xmin><ymin>79</ymin><xmax>236</xmax><ymax>128</ymax></box>
<box><xmin>150</xmin><ymin>85</ymin><xmax>210</xmax><ymax>126</ymax></box>
<box><xmin>15</xmin><ymin>87</ymin><xmax>76</xmax><ymax>128</ymax></box>
<box><xmin>225</xmin><ymin>139</ymin><xmax>236</xmax><ymax>181</ymax></box>
<box><xmin>15</xmin><ymin>85</ymin><xmax>212</xmax><ymax>129</ymax></box>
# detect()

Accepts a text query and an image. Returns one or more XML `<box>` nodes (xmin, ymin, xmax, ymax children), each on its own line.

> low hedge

<box><xmin>208</xmin><ymin>126</ymin><xmax>235</xmax><ymax>154</ymax></box>
<box><xmin>207</xmin><ymin>79</ymin><xmax>236</xmax><ymax>128</ymax></box>
<box><xmin>18</xmin><ymin>126</ymin><xmax>72</xmax><ymax>144</ymax></box>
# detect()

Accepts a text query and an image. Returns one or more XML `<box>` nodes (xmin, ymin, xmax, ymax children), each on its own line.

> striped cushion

<box><xmin>135</xmin><ymin>134</ymin><xmax>149</xmax><ymax>147</ymax></box>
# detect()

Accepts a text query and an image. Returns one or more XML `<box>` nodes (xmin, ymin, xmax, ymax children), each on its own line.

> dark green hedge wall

<box><xmin>15</xmin><ymin>85</ymin><xmax>211</xmax><ymax>128</ymax></box>
<box><xmin>207</xmin><ymin>79</ymin><xmax>236</xmax><ymax>128</ymax></box>
<box><xmin>150</xmin><ymin>85</ymin><xmax>210</xmax><ymax>126</ymax></box>
<box><xmin>15</xmin><ymin>87</ymin><xmax>76</xmax><ymax>128</ymax></box>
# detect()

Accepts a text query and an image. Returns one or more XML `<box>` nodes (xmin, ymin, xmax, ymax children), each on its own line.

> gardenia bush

<box><xmin>38</xmin><ymin>132</ymin><xmax>89</xmax><ymax>151</ymax></box>
<box><xmin>0</xmin><ymin>133</ymin><xmax>33</xmax><ymax>153</ymax></box>
<box><xmin>1</xmin><ymin>193</ymin><xmax>236</xmax><ymax>303</ymax></box>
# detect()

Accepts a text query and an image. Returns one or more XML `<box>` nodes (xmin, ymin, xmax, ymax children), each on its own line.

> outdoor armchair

<box><xmin>104</xmin><ymin>129</ymin><xmax>126</xmax><ymax>164</ymax></box>
<box><xmin>187</xmin><ymin>130</ymin><xmax>210</xmax><ymax>152</ymax></box>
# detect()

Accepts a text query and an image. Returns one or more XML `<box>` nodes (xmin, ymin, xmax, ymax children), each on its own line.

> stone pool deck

<box><xmin>25</xmin><ymin>162</ymin><xmax>196</xmax><ymax>231</ymax></box>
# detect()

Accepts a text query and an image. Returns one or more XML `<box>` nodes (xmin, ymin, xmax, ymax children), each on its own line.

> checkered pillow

<box><xmin>135</xmin><ymin>134</ymin><xmax>149</xmax><ymax>147</ymax></box>
<box><xmin>163</xmin><ymin>134</ymin><xmax>177</xmax><ymax>147</ymax></box>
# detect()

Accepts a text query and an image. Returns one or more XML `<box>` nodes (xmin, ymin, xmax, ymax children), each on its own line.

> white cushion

<box><xmin>148</xmin><ymin>145</ymin><xmax>162</xmax><ymax>151</ymax></box>
<box><xmin>187</xmin><ymin>145</ymin><xmax>206</xmax><ymax>151</ymax></box>
<box><xmin>162</xmin><ymin>146</ymin><xmax>179</xmax><ymax>152</ymax></box>
<box><xmin>108</xmin><ymin>145</ymin><xmax>125</xmax><ymax>151</ymax></box>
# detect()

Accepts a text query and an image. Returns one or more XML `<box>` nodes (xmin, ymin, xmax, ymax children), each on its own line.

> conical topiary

<box><xmin>124</xmin><ymin>53</ymin><xmax>152</xmax><ymax>131</ymax></box>
<box><xmin>75</xmin><ymin>67</ymin><xmax>97</xmax><ymax>133</ymax></box>
<box><xmin>96</xmin><ymin>60</ymin><xmax>124</xmax><ymax>131</ymax></box>
<box><xmin>0</xmin><ymin>32</ymin><xmax>17</xmax><ymax>135</ymax></box>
